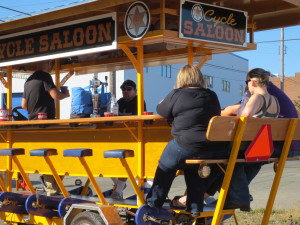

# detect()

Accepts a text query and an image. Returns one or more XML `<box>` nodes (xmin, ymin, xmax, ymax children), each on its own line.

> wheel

<box><xmin>70</xmin><ymin>211</ymin><xmax>104</xmax><ymax>225</ymax></box>
<box><xmin>135</xmin><ymin>205</ymin><xmax>174</xmax><ymax>225</ymax></box>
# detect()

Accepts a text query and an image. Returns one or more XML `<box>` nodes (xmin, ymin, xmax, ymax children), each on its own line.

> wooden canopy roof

<box><xmin>0</xmin><ymin>0</ymin><xmax>299</xmax><ymax>74</ymax></box>
<box><xmin>1</xmin><ymin>0</ymin><xmax>299</xmax><ymax>35</ymax></box>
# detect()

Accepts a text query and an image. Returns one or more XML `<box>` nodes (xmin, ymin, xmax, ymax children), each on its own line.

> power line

<box><xmin>0</xmin><ymin>0</ymin><xmax>94</xmax><ymax>21</ymax></box>
<box><xmin>0</xmin><ymin>6</ymin><xmax>31</xmax><ymax>16</ymax></box>
<box><xmin>256</xmin><ymin>38</ymin><xmax>300</xmax><ymax>44</ymax></box>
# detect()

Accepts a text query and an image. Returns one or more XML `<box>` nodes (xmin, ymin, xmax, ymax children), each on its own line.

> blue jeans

<box><xmin>146</xmin><ymin>139</ymin><xmax>206</xmax><ymax>213</ymax></box>
<box><xmin>227</xmin><ymin>163</ymin><xmax>262</xmax><ymax>206</ymax></box>
<box><xmin>227</xmin><ymin>141</ymin><xmax>283</xmax><ymax>206</ymax></box>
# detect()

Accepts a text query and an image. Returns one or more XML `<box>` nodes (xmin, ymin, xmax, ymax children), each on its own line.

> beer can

<box><xmin>0</xmin><ymin>109</ymin><xmax>9</xmax><ymax>121</ymax></box>
<box><xmin>38</xmin><ymin>113</ymin><xmax>47</xmax><ymax>120</ymax></box>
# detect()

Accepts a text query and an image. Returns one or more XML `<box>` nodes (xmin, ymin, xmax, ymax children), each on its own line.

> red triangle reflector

<box><xmin>245</xmin><ymin>124</ymin><xmax>274</xmax><ymax>162</ymax></box>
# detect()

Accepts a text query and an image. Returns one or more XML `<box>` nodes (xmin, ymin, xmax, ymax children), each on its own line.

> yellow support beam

<box><xmin>120</xmin><ymin>158</ymin><xmax>145</xmax><ymax>204</ymax></box>
<box><xmin>261</xmin><ymin>119</ymin><xmax>298</xmax><ymax>224</ymax></box>
<box><xmin>44</xmin><ymin>156</ymin><xmax>69</xmax><ymax>198</ymax></box>
<box><xmin>12</xmin><ymin>156</ymin><xmax>35</xmax><ymax>194</ymax></box>
<box><xmin>188</xmin><ymin>41</ymin><xmax>194</xmax><ymax>65</ymax></box>
<box><xmin>78</xmin><ymin>157</ymin><xmax>108</xmax><ymax>205</ymax></box>
<box><xmin>211</xmin><ymin>117</ymin><xmax>248</xmax><ymax>225</ymax></box>
<box><xmin>55</xmin><ymin>58</ymin><xmax>61</xmax><ymax>119</ymax></box>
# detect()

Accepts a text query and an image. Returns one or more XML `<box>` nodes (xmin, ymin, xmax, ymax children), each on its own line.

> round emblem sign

<box><xmin>124</xmin><ymin>1</ymin><xmax>151</xmax><ymax>40</ymax></box>
<box><xmin>191</xmin><ymin>4</ymin><xmax>204</xmax><ymax>22</ymax></box>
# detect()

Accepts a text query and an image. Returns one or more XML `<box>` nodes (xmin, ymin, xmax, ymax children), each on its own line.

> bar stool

<box><xmin>63</xmin><ymin>148</ymin><xmax>108</xmax><ymax>205</ymax></box>
<box><xmin>103</xmin><ymin>149</ymin><xmax>145</xmax><ymax>204</ymax></box>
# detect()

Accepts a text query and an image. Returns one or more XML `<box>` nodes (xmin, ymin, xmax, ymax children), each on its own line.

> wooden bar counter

<box><xmin>0</xmin><ymin>115</ymin><xmax>172</xmax><ymax>180</ymax></box>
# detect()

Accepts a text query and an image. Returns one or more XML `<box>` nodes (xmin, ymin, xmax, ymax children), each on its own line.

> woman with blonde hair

<box><xmin>146</xmin><ymin>65</ymin><xmax>225</xmax><ymax>217</ymax></box>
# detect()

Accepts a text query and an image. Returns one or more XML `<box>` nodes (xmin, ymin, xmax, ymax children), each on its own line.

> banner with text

<box><xmin>180</xmin><ymin>0</ymin><xmax>247</xmax><ymax>46</ymax></box>
<box><xmin>0</xmin><ymin>13</ymin><xmax>117</xmax><ymax>67</ymax></box>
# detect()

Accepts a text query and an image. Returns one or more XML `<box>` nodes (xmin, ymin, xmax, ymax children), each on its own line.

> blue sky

<box><xmin>0</xmin><ymin>1</ymin><xmax>299</xmax><ymax>77</ymax></box>
<box><xmin>235</xmin><ymin>25</ymin><xmax>300</xmax><ymax>77</ymax></box>
<box><xmin>0</xmin><ymin>1</ymin><xmax>93</xmax><ymax>21</ymax></box>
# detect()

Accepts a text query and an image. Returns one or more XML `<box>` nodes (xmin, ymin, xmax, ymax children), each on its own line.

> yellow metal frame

<box><xmin>261</xmin><ymin>119</ymin><xmax>298</xmax><ymax>224</ymax></box>
<box><xmin>0</xmin><ymin>0</ymin><xmax>296</xmax><ymax>224</ymax></box>
<box><xmin>77</xmin><ymin>156</ymin><xmax>108</xmax><ymax>205</ymax></box>
<box><xmin>0</xmin><ymin>212</ymin><xmax>63</xmax><ymax>225</ymax></box>
<box><xmin>0</xmin><ymin>42</ymin><xmax>296</xmax><ymax>225</ymax></box>
<box><xmin>186</xmin><ymin>117</ymin><xmax>300</xmax><ymax>225</ymax></box>
<box><xmin>43</xmin><ymin>155</ymin><xmax>69</xmax><ymax>197</ymax></box>
<box><xmin>120</xmin><ymin>157</ymin><xmax>145</xmax><ymax>205</ymax></box>
<box><xmin>0</xmin><ymin>175</ymin><xmax>6</xmax><ymax>191</ymax></box>
<box><xmin>211</xmin><ymin>117</ymin><xmax>248</xmax><ymax>225</ymax></box>
<box><xmin>11</xmin><ymin>155</ymin><xmax>36</xmax><ymax>194</ymax></box>
<box><xmin>119</xmin><ymin>43</ymin><xmax>146</xmax><ymax>206</ymax></box>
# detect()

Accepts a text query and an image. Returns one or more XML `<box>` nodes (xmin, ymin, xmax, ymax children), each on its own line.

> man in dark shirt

<box><xmin>22</xmin><ymin>60</ymin><xmax>69</xmax><ymax>119</ymax></box>
<box><xmin>22</xmin><ymin>60</ymin><xmax>70</xmax><ymax>196</ymax></box>
<box><xmin>117</xmin><ymin>80</ymin><xmax>146</xmax><ymax>115</ymax></box>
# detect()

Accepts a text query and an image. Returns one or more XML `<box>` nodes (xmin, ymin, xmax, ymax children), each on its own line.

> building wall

<box><xmin>124</xmin><ymin>53</ymin><xmax>248</xmax><ymax>113</ymax></box>
<box><xmin>270</xmin><ymin>73</ymin><xmax>300</xmax><ymax>103</ymax></box>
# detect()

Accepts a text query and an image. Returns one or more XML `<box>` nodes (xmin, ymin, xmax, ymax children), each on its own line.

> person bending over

<box><xmin>22</xmin><ymin>60</ymin><xmax>70</xmax><ymax>196</ymax></box>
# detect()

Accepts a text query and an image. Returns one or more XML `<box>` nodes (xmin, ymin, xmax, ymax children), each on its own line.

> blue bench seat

<box><xmin>30</xmin><ymin>148</ymin><xmax>57</xmax><ymax>156</ymax></box>
<box><xmin>103</xmin><ymin>149</ymin><xmax>134</xmax><ymax>158</ymax></box>
<box><xmin>63</xmin><ymin>148</ymin><xmax>92</xmax><ymax>157</ymax></box>
<box><xmin>0</xmin><ymin>148</ymin><xmax>24</xmax><ymax>156</ymax></box>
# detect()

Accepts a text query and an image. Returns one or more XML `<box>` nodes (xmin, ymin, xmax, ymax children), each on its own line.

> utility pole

<box><xmin>280</xmin><ymin>28</ymin><xmax>285</xmax><ymax>91</ymax></box>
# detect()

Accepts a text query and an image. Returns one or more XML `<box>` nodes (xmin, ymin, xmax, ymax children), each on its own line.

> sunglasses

<box><xmin>245</xmin><ymin>80</ymin><xmax>251</xmax><ymax>85</ymax></box>
<box><xmin>121</xmin><ymin>87</ymin><xmax>133</xmax><ymax>91</ymax></box>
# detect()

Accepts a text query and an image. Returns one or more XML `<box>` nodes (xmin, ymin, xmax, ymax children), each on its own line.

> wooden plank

<box><xmin>151</xmin><ymin>8</ymin><xmax>179</xmax><ymax>16</ymax></box>
<box><xmin>206</xmin><ymin>116</ymin><xmax>300</xmax><ymax>141</ymax></box>
<box><xmin>186</xmin><ymin>157</ymin><xmax>300</xmax><ymax>165</ymax></box>
<box><xmin>0</xmin><ymin>115</ymin><xmax>165</xmax><ymax>126</ymax></box>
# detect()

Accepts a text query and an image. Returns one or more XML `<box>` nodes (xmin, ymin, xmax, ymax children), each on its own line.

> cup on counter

<box><xmin>104</xmin><ymin>112</ymin><xmax>114</xmax><ymax>126</ymax></box>
<box><xmin>143</xmin><ymin>112</ymin><xmax>154</xmax><ymax>124</ymax></box>
<box><xmin>0</xmin><ymin>109</ymin><xmax>9</xmax><ymax>121</ymax></box>
<box><xmin>104</xmin><ymin>112</ymin><xmax>114</xmax><ymax>117</ymax></box>
<box><xmin>143</xmin><ymin>112</ymin><xmax>154</xmax><ymax>115</ymax></box>
<box><xmin>38</xmin><ymin>113</ymin><xmax>47</xmax><ymax>120</ymax></box>
<box><xmin>60</xmin><ymin>86</ymin><xmax>68</xmax><ymax>93</ymax></box>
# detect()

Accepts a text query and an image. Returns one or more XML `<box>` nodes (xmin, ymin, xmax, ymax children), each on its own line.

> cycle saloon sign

<box><xmin>180</xmin><ymin>0</ymin><xmax>247</xmax><ymax>46</ymax></box>
<box><xmin>0</xmin><ymin>13</ymin><xmax>117</xmax><ymax>67</ymax></box>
